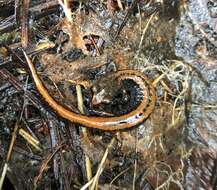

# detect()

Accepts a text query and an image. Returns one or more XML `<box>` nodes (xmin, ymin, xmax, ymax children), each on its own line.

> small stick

<box><xmin>76</xmin><ymin>85</ymin><xmax>93</xmax><ymax>184</ymax></box>
<box><xmin>0</xmin><ymin>121</ymin><xmax>19</xmax><ymax>190</ymax></box>
<box><xmin>89</xmin><ymin>35</ymin><xmax>101</xmax><ymax>56</ymax></box>
<box><xmin>19</xmin><ymin>128</ymin><xmax>42</xmax><ymax>151</ymax></box>
<box><xmin>113</xmin><ymin>0</ymin><xmax>141</xmax><ymax>40</ymax></box>
<box><xmin>21</xmin><ymin>0</ymin><xmax>30</xmax><ymax>48</ymax></box>
<box><xmin>132</xmin><ymin>130</ymin><xmax>138</xmax><ymax>190</ymax></box>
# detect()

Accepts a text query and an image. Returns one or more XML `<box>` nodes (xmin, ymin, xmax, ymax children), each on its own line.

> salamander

<box><xmin>23</xmin><ymin>51</ymin><xmax>156</xmax><ymax>131</ymax></box>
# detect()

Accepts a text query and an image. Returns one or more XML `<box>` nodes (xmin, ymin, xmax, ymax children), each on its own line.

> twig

<box><xmin>113</xmin><ymin>0</ymin><xmax>141</xmax><ymax>40</ymax></box>
<box><xmin>89</xmin><ymin>35</ymin><xmax>101</xmax><ymax>56</ymax></box>
<box><xmin>0</xmin><ymin>68</ymin><xmax>46</xmax><ymax>112</ymax></box>
<box><xmin>21</xmin><ymin>0</ymin><xmax>30</xmax><ymax>48</ymax></box>
<box><xmin>18</xmin><ymin>128</ymin><xmax>42</xmax><ymax>151</ymax></box>
<box><xmin>0</xmin><ymin>0</ymin><xmax>60</xmax><ymax>34</ymax></box>
<box><xmin>33</xmin><ymin>143</ymin><xmax>64</xmax><ymax>189</ymax></box>
<box><xmin>0</xmin><ymin>15</ymin><xmax>16</xmax><ymax>34</ymax></box>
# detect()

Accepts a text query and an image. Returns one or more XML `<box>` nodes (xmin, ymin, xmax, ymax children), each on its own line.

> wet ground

<box><xmin>175</xmin><ymin>0</ymin><xmax>217</xmax><ymax>189</ymax></box>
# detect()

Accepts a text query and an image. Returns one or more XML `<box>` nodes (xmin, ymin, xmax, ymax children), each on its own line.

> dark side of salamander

<box><xmin>91</xmin><ymin>73</ymin><xmax>147</xmax><ymax>116</ymax></box>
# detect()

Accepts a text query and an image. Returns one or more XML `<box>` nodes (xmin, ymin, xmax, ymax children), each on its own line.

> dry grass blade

<box><xmin>117</xmin><ymin>0</ymin><xmax>123</xmax><ymax>10</ymax></box>
<box><xmin>0</xmin><ymin>163</ymin><xmax>8</xmax><ymax>190</ymax></box>
<box><xmin>19</xmin><ymin>128</ymin><xmax>42</xmax><ymax>151</ymax></box>
<box><xmin>152</xmin><ymin>73</ymin><xmax>166</xmax><ymax>87</ymax></box>
<box><xmin>6</xmin><ymin>124</ymin><xmax>19</xmax><ymax>162</ymax></box>
<box><xmin>0</xmin><ymin>123</ymin><xmax>19</xmax><ymax>190</ymax></box>
<box><xmin>132</xmin><ymin>130</ymin><xmax>138</xmax><ymax>190</ymax></box>
<box><xmin>137</xmin><ymin>12</ymin><xmax>156</xmax><ymax>56</ymax></box>
<box><xmin>114</xmin><ymin>0</ymin><xmax>141</xmax><ymax>39</ymax></box>
<box><xmin>160</xmin><ymin>80</ymin><xmax>173</xmax><ymax>94</ymax></box>
<box><xmin>90</xmin><ymin>137</ymin><xmax>116</xmax><ymax>190</ymax></box>
<box><xmin>76</xmin><ymin>85</ymin><xmax>93</xmax><ymax>184</ymax></box>
<box><xmin>109</xmin><ymin>167</ymin><xmax>131</xmax><ymax>187</ymax></box>
<box><xmin>81</xmin><ymin>137</ymin><xmax>116</xmax><ymax>190</ymax></box>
